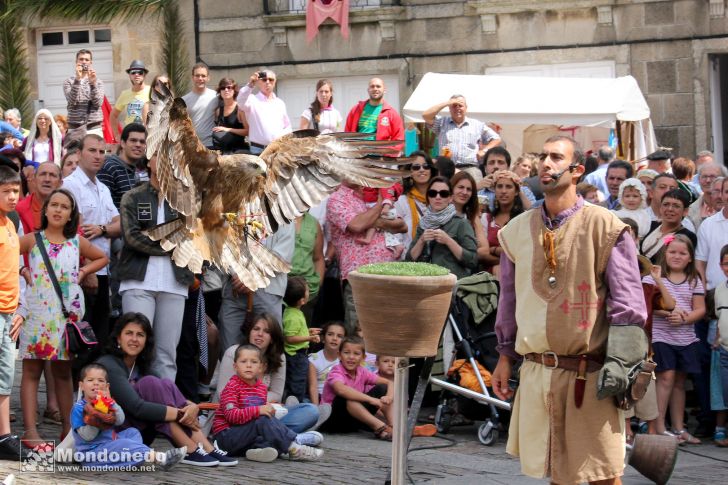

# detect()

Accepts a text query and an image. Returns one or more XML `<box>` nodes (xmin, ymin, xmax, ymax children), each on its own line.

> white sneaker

<box><xmin>287</xmin><ymin>443</ymin><xmax>323</xmax><ymax>461</ymax></box>
<box><xmin>245</xmin><ymin>447</ymin><xmax>279</xmax><ymax>463</ymax></box>
<box><xmin>285</xmin><ymin>395</ymin><xmax>300</xmax><ymax>408</ymax></box>
<box><xmin>156</xmin><ymin>446</ymin><xmax>187</xmax><ymax>471</ymax></box>
<box><xmin>295</xmin><ymin>431</ymin><xmax>324</xmax><ymax>447</ymax></box>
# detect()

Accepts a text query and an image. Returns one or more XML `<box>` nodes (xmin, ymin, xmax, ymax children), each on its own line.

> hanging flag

<box><xmin>306</xmin><ymin>0</ymin><xmax>350</xmax><ymax>42</ymax></box>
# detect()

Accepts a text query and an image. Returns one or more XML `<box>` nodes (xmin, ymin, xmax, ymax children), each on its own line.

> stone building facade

<box><xmin>18</xmin><ymin>1</ymin><xmax>728</xmax><ymax>162</ymax></box>
<box><xmin>195</xmin><ymin>0</ymin><xmax>728</xmax><ymax>162</ymax></box>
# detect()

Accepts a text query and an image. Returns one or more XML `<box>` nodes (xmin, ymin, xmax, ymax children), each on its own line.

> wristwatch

<box><xmin>99</xmin><ymin>225</ymin><xmax>107</xmax><ymax>237</ymax></box>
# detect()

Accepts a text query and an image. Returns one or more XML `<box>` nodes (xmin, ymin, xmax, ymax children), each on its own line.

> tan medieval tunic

<box><xmin>497</xmin><ymin>202</ymin><xmax>645</xmax><ymax>484</ymax></box>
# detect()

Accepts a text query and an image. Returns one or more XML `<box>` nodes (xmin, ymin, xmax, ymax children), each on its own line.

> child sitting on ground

<box><xmin>374</xmin><ymin>355</ymin><xmax>437</xmax><ymax>437</ymax></box>
<box><xmin>376</xmin><ymin>355</ymin><xmax>396</xmax><ymax>382</ymax></box>
<box><xmin>283</xmin><ymin>277</ymin><xmax>320</xmax><ymax>401</ymax></box>
<box><xmin>72</xmin><ymin>364</ymin><xmax>186</xmax><ymax>470</ymax></box>
<box><xmin>614</xmin><ymin>178</ymin><xmax>651</xmax><ymax>238</ymax></box>
<box><xmin>212</xmin><ymin>344</ymin><xmax>324</xmax><ymax>462</ymax></box>
<box><xmin>353</xmin><ymin>324</ymin><xmax>378</xmax><ymax>373</ymax></box>
<box><xmin>359</xmin><ymin>184</ymin><xmax>405</xmax><ymax>258</ymax></box>
<box><xmin>320</xmin><ymin>337</ymin><xmax>394</xmax><ymax>440</ymax></box>
<box><xmin>308</xmin><ymin>321</ymin><xmax>346</xmax><ymax>404</ymax></box>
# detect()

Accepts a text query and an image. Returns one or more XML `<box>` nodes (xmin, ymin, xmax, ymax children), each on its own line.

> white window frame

<box><xmin>36</xmin><ymin>26</ymin><xmax>112</xmax><ymax>50</ymax></box>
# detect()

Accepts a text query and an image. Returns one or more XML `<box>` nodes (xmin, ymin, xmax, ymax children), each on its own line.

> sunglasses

<box><xmin>427</xmin><ymin>189</ymin><xmax>451</xmax><ymax>198</ymax></box>
<box><xmin>410</xmin><ymin>163</ymin><xmax>431</xmax><ymax>171</ymax></box>
<box><xmin>129</xmin><ymin>70</ymin><xmax>145</xmax><ymax>76</ymax></box>
<box><xmin>220</xmin><ymin>86</ymin><xmax>235</xmax><ymax>91</ymax></box>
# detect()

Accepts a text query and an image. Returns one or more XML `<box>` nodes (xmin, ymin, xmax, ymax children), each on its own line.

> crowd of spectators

<box><xmin>0</xmin><ymin>48</ymin><xmax>727</xmax><ymax>471</ymax></box>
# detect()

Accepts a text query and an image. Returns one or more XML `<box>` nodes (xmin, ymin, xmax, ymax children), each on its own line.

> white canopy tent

<box><xmin>403</xmin><ymin>73</ymin><xmax>656</xmax><ymax>161</ymax></box>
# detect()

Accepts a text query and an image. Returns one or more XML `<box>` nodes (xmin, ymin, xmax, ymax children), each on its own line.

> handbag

<box><xmin>34</xmin><ymin>233</ymin><xmax>98</xmax><ymax>354</ymax></box>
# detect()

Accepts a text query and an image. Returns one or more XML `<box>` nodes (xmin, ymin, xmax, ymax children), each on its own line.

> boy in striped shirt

<box><xmin>212</xmin><ymin>344</ymin><xmax>325</xmax><ymax>462</ymax></box>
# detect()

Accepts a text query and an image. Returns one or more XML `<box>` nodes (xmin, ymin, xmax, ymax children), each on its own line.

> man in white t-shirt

<box><xmin>182</xmin><ymin>63</ymin><xmax>218</xmax><ymax>148</ymax></box>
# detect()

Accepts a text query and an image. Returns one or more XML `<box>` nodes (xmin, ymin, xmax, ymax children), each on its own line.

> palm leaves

<box><xmin>160</xmin><ymin>2</ymin><xmax>190</xmax><ymax>95</ymax></box>
<box><xmin>4</xmin><ymin>0</ymin><xmax>170</xmax><ymax>23</ymax></box>
<box><xmin>0</xmin><ymin>1</ymin><xmax>32</xmax><ymax>126</ymax></box>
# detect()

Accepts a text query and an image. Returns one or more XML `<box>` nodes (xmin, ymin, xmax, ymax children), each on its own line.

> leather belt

<box><xmin>525</xmin><ymin>352</ymin><xmax>603</xmax><ymax>409</ymax></box>
<box><xmin>249</xmin><ymin>141</ymin><xmax>266</xmax><ymax>150</ymax></box>
<box><xmin>525</xmin><ymin>352</ymin><xmax>603</xmax><ymax>373</ymax></box>
<box><xmin>68</xmin><ymin>121</ymin><xmax>102</xmax><ymax>130</ymax></box>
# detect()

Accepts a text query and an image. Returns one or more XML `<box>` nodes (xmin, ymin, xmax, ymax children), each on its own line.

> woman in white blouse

<box><xmin>299</xmin><ymin>79</ymin><xmax>343</xmax><ymax>134</ymax></box>
<box><xmin>23</xmin><ymin>109</ymin><xmax>63</xmax><ymax>164</ymax></box>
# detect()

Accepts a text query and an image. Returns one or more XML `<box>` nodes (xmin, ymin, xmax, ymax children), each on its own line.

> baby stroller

<box><xmin>429</xmin><ymin>272</ymin><xmax>511</xmax><ymax>446</ymax></box>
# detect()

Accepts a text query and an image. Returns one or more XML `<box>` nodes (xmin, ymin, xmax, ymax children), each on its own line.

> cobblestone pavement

<box><xmin>1</xmin><ymin>368</ymin><xmax>727</xmax><ymax>484</ymax></box>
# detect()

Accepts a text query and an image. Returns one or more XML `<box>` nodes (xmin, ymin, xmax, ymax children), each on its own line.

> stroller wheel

<box><xmin>435</xmin><ymin>404</ymin><xmax>451</xmax><ymax>434</ymax></box>
<box><xmin>478</xmin><ymin>421</ymin><xmax>498</xmax><ymax>446</ymax></box>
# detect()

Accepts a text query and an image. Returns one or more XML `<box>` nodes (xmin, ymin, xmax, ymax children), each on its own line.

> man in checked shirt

<box><xmin>422</xmin><ymin>94</ymin><xmax>501</xmax><ymax>183</ymax></box>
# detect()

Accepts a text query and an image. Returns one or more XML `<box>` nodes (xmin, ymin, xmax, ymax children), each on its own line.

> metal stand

<box><xmin>391</xmin><ymin>357</ymin><xmax>409</xmax><ymax>485</ymax></box>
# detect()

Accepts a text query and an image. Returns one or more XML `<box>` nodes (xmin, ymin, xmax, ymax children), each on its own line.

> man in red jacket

<box><xmin>344</xmin><ymin>77</ymin><xmax>403</xmax><ymax>148</ymax></box>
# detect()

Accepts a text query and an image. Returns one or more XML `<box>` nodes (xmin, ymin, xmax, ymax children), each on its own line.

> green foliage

<box><xmin>4</xmin><ymin>0</ymin><xmax>170</xmax><ymax>23</ymax></box>
<box><xmin>0</xmin><ymin>2</ymin><xmax>32</xmax><ymax>126</ymax></box>
<box><xmin>357</xmin><ymin>262</ymin><xmax>450</xmax><ymax>277</ymax></box>
<box><xmin>160</xmin><ymin>1</ymin><xmax>189</xmax><ymax>95</ymax></box>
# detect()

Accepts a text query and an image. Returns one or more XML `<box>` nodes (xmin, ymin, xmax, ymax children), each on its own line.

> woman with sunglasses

<box><xmin>212</xmin><ymin>78</ymin><xmax>249</xmax><ymax>153</ymax></box>
<box><xmin>394</xmin><ymin>151</ymin><xmax>437</xmax><ymax>253</ymax></box>
<box><xmin>406</xmin><ymin>176</ymin><xmax>478</xmax><ymax>279</ymax></box>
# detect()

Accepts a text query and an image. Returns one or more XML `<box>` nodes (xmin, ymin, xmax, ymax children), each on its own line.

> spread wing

<box><xmin>145</xmin><ymin>83</ymin><xmax>218</xmax><ymax>229</ymax></box>
<box><xmin>144</xmin><ymin>84</ymin><xmax>291</xmax><ymax>290</ymax></box>
<box><xmin>256</xmin><ymin>131</ymin><xmax>410</xmax><ymax>228</ymax></box>
<box><xmin>144</xmin><ymin>84</ymin><xmax>410</xmax><ymax>291</ymax></box>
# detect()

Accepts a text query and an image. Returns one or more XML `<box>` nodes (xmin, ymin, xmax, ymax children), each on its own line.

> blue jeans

<box><xmin>280</xmin><ymin>403</ymin><xmax>318</xmax><ymax>433</ymax></box>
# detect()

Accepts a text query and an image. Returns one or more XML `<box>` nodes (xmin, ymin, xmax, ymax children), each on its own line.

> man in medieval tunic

<box><xmin>491</xmin><ymin>135</ymin><xmax>648</xmax><ymax>485</ymax></box>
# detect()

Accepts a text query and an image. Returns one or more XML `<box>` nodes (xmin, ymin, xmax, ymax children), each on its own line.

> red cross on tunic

<box><xmin>559</xmin><ymin>280</ymin><xmax>602</xmax><ymax>330</ymax></box>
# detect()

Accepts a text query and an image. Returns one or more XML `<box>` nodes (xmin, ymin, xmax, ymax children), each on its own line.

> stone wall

<box><xmin>195</xmin><ymin>0</ymin><xmax>728</xmax><ymax>158</ymax></box>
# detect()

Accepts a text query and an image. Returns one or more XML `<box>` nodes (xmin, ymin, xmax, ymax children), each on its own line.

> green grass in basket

<box><xmin>357</xmin><ymin>262</ymin><xmax>449</xmax><ymax>277</ymax></box>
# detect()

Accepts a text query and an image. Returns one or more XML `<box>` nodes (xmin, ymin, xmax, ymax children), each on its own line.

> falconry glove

<box><xmin>596</xmin><ymin>325</ymin><xmax>648</xmax><ymax>400</ymax></box>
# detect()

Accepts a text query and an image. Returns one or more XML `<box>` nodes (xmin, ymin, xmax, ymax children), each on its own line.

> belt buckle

<box><xmin>542</xmin><ymin>351</ymin><xmax>559</xmax><ymax>370</ymax></box>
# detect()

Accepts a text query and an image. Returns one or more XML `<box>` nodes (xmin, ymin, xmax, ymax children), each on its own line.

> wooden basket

<box><xmin>347</xmin><ymin>271</ymin><xmax>456</xmax><ymax>357</ymax></box>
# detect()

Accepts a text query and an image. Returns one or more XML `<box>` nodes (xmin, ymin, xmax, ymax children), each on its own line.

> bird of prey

<box><xmin>144</xmin><ymin>84</ymin><xmax>407</xmax><ymax>291</ymax></box>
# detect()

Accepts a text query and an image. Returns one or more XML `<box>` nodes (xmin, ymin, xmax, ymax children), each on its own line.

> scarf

<box><xmin>419</xmin><ymin>203</ymin><xmax>457</xmax><ymax>230</ymax></box>
<box><xmin>407</xmin><ymin>187</ymin><xmax>427</xmax><ymax>237</ymax></box>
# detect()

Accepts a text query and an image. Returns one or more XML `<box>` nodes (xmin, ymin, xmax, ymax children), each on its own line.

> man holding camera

<box><xmin>63</xmin><ymin>49</ymin><xmax>105</xmax><ymax>146</ymax></box>
<box><xmin>237</xmin><ymin>70</ymin><xmax>292</xmax><ymax>155</ymax></box>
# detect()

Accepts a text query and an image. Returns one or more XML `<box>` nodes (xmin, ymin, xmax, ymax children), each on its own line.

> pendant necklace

<box><xmin>542</xmin><ymin>229</ymin><xmax>559</xmax><ymax>288</ymax></box>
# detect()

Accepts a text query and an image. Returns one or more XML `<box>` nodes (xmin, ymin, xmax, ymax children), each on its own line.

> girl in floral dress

<box><xmin>17</xmin><ymin>188</ymin><xmax>108</xmax><ymax>446</ymax></box>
